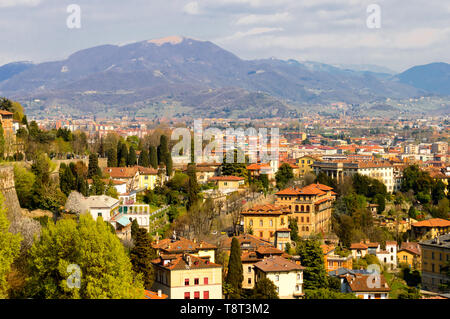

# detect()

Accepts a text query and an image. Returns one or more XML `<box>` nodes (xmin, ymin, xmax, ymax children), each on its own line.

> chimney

<box><xmin>157</xmin><ymin>290</ymin><xmax>162</xmax><ymax>297</ymax></box>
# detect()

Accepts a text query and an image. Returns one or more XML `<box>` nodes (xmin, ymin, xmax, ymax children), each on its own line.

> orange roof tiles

<box><xmin>412</xmin><ymin>218</ymin><xmax>450</xmax><ymax>228</ymax></box>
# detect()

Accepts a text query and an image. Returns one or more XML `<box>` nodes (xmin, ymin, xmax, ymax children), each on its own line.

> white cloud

<box><xmin>235</xmin><ymin>12</ymin><xmax>292</xmax><ymax>25</ymax></box>
<box><xmin>183</xmin><ymin>1</ymin><xmax>200</xmax><ymax>15</ymax></box>
<box><xmin>0</xmin><ymin>0</ymin><xmax>41</xmax><ymax>8</ymax></box>
<box><xmin>218</xmin><ymin>27</ymin><xmax>284</xmax><ymax>42</ymax></box>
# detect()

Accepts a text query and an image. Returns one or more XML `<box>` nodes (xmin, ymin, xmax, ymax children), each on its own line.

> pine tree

<box><xmin>149</xmin><ymin>146</ymin><xmax>158</xmax><ymax>169</ymax></box>
<box><xmin>225</xmin><ymin>237</ymin><xmax>243</xmax><ymax>298</ymax></box>
<box><xmin>87</xmin><ymin>154</ymin><xmax>101</xmax><ymax>178</ymax></box>
<box><xmin>166</xmin><ymin>153</ymin><xmax>173</xmax><ymax>176</ymax></box>
<box><xmin>107</xmin><ymin>148</ymin><xmax>117</xmax><ymax>167</ymax></box>
<box><xmin>119</xmin><ymin>143</ymin><xmax>128</xmax><ymax>167</ymax></box>
<box><xmin>131</xmin><ymin>219</ymin><xmax>139</xmax><ymax>241</ymax></box>
<box><xmin>59</xmin><ymin>164</ymin><xmax>76</xmax><ymax>196</ymax></box>
<box><xmin>251</xmin><ymin>277</ymin><xmax>279</xmax><ymax>299</ymax></box>
<box><xmin>186</xmin><ymin>163</ymin><xmax>199</xmax><ymax>210</ymax></box>
<box><xmin>297</xmin><ymin>239</ymin><xmax>329</xmax><ymax>290</ymax></box>
<box><xmin>127</xmin><ymin>146</ymin><xmax>137</xmax><ymax>166</ymax></box>
<box><xmin>130</xmin><ymin>228</ymin><xmax>156</xmax><ymax>289</ymax></box>
<box><xmin>157</xmin><ymin>135</ymin><xmax>168</xmax><ymax>165</ymax></box>
<box><xmin>138</xmin><ymin>149</ymin><xmax>150</xmax><ymax>167</ymax></box>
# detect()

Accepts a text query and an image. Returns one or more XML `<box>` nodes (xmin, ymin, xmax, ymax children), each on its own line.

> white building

<box><xmin>78</xmin><ymin>195</ymin><xmax>121</xmax><ymax>222</ymax></box>
<box><xmin>376</xmin><ymin>241</ymin><xmax>398</xmax><ymax>271</ymax></box>
<box><xmin>253</xmin><ymin>256</ymin><xmax>304</xmax><ymax>299</ymax></box>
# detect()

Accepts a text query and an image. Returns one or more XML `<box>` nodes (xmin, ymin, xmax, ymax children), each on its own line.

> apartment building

<box><xmin>419</xmin><ymin>233</ymin><xmax>450</xmax><ymax>293</ymax></box>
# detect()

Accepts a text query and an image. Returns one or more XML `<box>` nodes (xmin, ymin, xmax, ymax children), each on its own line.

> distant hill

<box><xmin>0</xmin><ymin>36</ymin><xmax>441</xmax><ymax>118</ymax></box>
<box><xmin>0</xmin><ymin>61</ymin><xmax>33</xmax><ymax>83</ymax></box>
<box><xmin>396</xmin><ymin>62</ymin><xmax>450</xmax><ymax>95</ymax></box>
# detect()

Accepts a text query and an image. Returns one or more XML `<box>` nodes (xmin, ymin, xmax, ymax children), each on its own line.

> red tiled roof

<box><xmin>350</xmin><ymin>243</ymin><xmax>368</xmax><ymax>250</ymax></box>
<box><xmin>152</xmin><ymin>254</ymin><xmax>221</xmax><ymax>271</ymax></box>
<box><xmin>346</xmin><ymin>274</ymin><xmax>390</xmax><ymax>292</ymax></box>
<box><xmin>254</xmin><ymin>256</ymin><xmax>304</xmax><ymax>272</ymax></box>
<box><xmin>412</xmin><ymin>218</ymin><xmax>450</xmax><ymax>228</ymax></box>
<box><xmin>242</xmin><ymin>204</ymin><xmax>290</xmax><ymax>216</ymax></box>
<box><xmin>209</xmin><ymin>175</ymin><xmax>245</xmax><ymax>181</ymax></box>
<box><xmin>143</xmin><ymin>290</ymin><xmax>168</xmax><ymax>299</ymax></box>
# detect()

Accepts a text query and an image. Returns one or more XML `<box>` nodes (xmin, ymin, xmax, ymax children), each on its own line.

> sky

<box><xmin>0</xmin><ymin>0</ymin><xmax>449</xmax><ymax>72</ymax></box>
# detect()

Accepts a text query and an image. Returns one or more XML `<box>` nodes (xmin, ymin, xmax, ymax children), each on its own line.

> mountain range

<box><xmin>0</xmin><ymin>36</ymin><xmax>448</xmax><ymax>118</ymax></box>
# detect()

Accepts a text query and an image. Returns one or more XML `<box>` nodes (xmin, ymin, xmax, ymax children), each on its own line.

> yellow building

<box><xmin>152</xmin><ymin>236</ymin><xmax>217</xmax><ymax>263</ymax></box>
<box><xmin>397</xmin><ymin>242</ymin><xmax>421</xmax><ymax>270</ymax></box>
<box><xmin>321</xmin><ymin>244</ymin><xmax>353</xmax><ymax>272</ymax></box>
<box><xmin>275</xmin><ymin>183</ymin><xmax>336</xmax><ymax>238</ymax></box>
<box><xmin>151</xmin><ymin>254</ymin><xmax>222</xmax><ymax>299</ymax></box>
<box><xmin>242</xmin><ymin>204</ymin><xmax>291</xmax><ymax>243</ymax></box>
<box><xmin>209</xmin><ymin>175</ymin><xmax>245</xmax><ymax>191</ymax></box>
<box><xmin>296</xmin><ymin>156</ymin><xmax>318</xmax><ymax>176</ymax></box>
<box><xmin>412</xmin><ymin>218</ymin><xmax>450</xmax><ymax>240</ymax></box>
<box><xmin>419</xmin><ymin>233</ymin><xmax>450</xmax><ymax>292</ymax></box>
<box><xmin>137</xmin><ymin>166</ymin><xmax>159</xmax><ymax>190</ymax></box>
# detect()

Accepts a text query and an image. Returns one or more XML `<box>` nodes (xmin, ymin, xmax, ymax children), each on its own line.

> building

<box><xmin>143</xmin><ymin>290</ymin><xmax>168</xmax><ymax>299</ymax></box>
<box><xmin>397</xmin><ymin>242</ymin><xmax>422</xmax><ymax>270</ymax></box>
<box><xmin>152</xmin><ymin>235</ymin><xmax>217</xmax><ymax>263</ymax></box>
<box><xmin>151</xmin><ymin>253</ymin><xmax>222</xmax><ymax>299</ymax></box>
<box><xmin>69</xmin><ymin>194</ymin><xmax>120</xmax><ymax>222</ymax></box>
<box><xmin>312</xmin><ymin>160</ymin><xmax>395</xmax><ymax>192</ymax></box>
<box><xmin>103</xmin><ymin>167</ymin><xmax>140</xmax><ymax>192</ymax></box>
<box><xmin>342</xmin><ymin>273</ymin><xmax>391</xmax><ymax>299</ymax></box>
<box><xmin>377</xmin><ymin>241</ymin><xmax>398</xmax><ymax>271</ymax></box>
<box><xmin>253</xmin><ymin>256</ymin><xmax>305</xmax><ymax>299</ymax></box>
<box><xmin>275</xmin><ymin>183</ymin><xmax>336</xmax><ymax>237</ymax></box>
<box><xmin>431</xmin><ymin>142</ymin><xmax>448</xmax><ymax>155</ymax></box>
<box><xmin>412</xmin><ymin>218</ymin><xmax>450</xmax><ymax>240</ymax></box>
<box><xmin>350</xmin><ymin>242</ymin><xmax>369</xmax><ymax>259</ymax></box>
<box><xmin>241</xmin><ymin>204</ymin><xmax>291</xmax><ymax>244</ymax></box>
<box><xmin>321</xmin><ymin>244</ymin><xmax>353</xmax><ymax>272</ymax></box>
<box><xmin>137</xmin><ymin>166</ymin><xmax>159</xmax><ymax>190</ymax></box>
<box><xmin>208</xmin><ymin>175</ymin><xmax>245</xmax><ymax>191</ymax></box>
<box><xmin>296</xmin><ymin>155</ymin><xmax>318</xmax><ymax>176</ymax></box>
<box><xmin>419</xmin><ymin>233</ymin><xmax>450</xmax><ymax>292</ymax></box>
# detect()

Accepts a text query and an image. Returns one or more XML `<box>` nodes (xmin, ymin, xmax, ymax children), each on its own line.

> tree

<box><xmin>118</xmin><ymin>142</ymin><xmax>128</xmax><ymax>167</ymax></box>
<box><xmin>87</xmin><ymin>153</ymin><xmax>101</xmax><ymax>178</ymax></box>
<box><xmin>408</xmin><ymin>206</ymin><xmax>417</xmax><ymax>219</ymax></box>
<box><xmin>157</xmin><ymin>135</ymin><xmax>169</xmax><ymax>165</ymax></box>
<box><xmin>304</xmin><ymin>288</ymin><xmax>357</xmax><ymax>299</ymax></box>
<box><xmin>288</xmin><ymin>217</ymin><xmax>299</xmax><ymax>242</ymax></box>
<box><xmin>0</xmin><ymin>122</ymin><xmax>5</xmax><ymax>160</ymax></box>
<box><xmin>127</xmin><ymin>146</ymin><xmax>137</xmax><ymax>167</ymax></box>
<box><xmin>250</xmin><ymin>277</ymin><xmax>279</xmax><ymax>299</ymax></box>
<box><xmin>431</xmin><ymin>180</ymin><xmax>446</xmax><ymax>205</ymax></box>
<box><xmin>296</xmin><ymin>239</ymin><xmax>328</xmax><ymax>289</ymax></box>
<box><xmin>186</xmin><ymin>163</ymin><xmax>199</xmax><ymax>210</ymax></box>
<box><xmin>0</xmin><ymin>194</ymin><xmax>22</xmax><ymax>298</ymax></box>
<box><xmin>13</xmin><ymin>164</ymin><xmax>36</xmax><ymax>209</ymax></box>
<box><xmin>167</xmin><ymin>206</ymin><xmax>179</xmax><ymax>223</ymax></box>
<box><xmin>131</xmin><ymin>219</ymin><xmax>139</xmax><ymax>241</ymax></box>
<box><xmin>91</xmin><ymin>175</ymin><xmax>105</xmax><ymax>195</ymax></box>
<box><xmin>225</xmin><ymin>237</ymin><xmax>243</xmax><ymax>298</ymax></box>
<box><xmin>374</xmin><ymin>194</ymin><xmax>386</xmax><ymax>214</ymax></box>
<box><xmin>138</xmin><ymin>149</ymin><xmax>150</xmax><ymax>167</ymax></box>
<box><xmin>107</xmin><ymin>148</ymin><xmax>117</xmax><ymax>167</ymax></box>
<box><xmin>130</xmin><ymin>228</ymin><xmax>156</xmax><ymax>289</ymax></box>
<box><xmin>59</xmin><ymin>163</ymin><xmax>76</xmax><ymax>196</ymax></box>
<box><xmin>149</xmin><ymin>146</ymin><xmax>158</xmax><ymax>169</ymax></box>
<box><xmin>25</xmin><ymin>214</ymin><xmax>143</xmax><ymax>299</ymax></box>
<box><xmin>275</xmin><ymin>163</ymin><xmax>294</xmax><ymax>189</ymax></box>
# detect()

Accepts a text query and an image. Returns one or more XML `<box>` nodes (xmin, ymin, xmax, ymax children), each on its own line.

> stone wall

<box><xmin>0</xmin><ymin>165</ymin><xmax>22</xmax><ymax>220</ymax></box>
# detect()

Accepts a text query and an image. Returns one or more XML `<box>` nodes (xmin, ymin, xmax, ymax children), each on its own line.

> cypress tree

<box><xmin>186</xmin><ymin>163</ymin><xmax>199</xmax><ymax>210</ymax></box>
<box><xmin>87</xmin><ymin>154</ymin><xmax>101</xmax><ymax>178</ymax></box>
<box><xmin>0</xmin><ymin>122</ymin><xmax>5</xmax><ymax>160</ymax></box>
<box><xmin>157</xmin><ymin>135</ymin><xmax>168</xmax><ymax>165</ymax></box>
<box><xmin>107</xmin><ymin>148</ymin><xmax>118</xmax><ymax>167</ymax></box>
<box><xmin>225</xmin><ymin>237</ymin><xmax>243</xmax><ymax>298</ymax></box>
<box><xmin>131</xmin><ymin>219</ymin><xmax>139</xmax><ymax>241</ymax></box>
<box><xmin>119</xmin><ymin>144</ymin><xmax>128</xmax><ymax>167</ymax></box>
<box><xmin>149</xmin><ymin>146</ymin><xmax>158</xmax><ymax>169</ymax></box>
<box><xmin>138</xmin><ymin>149</ymin><xmax>150</xmax><ymax>167</ymax></box>
<box><xmin>130</xmin><ymin>228</ymin><xmax>156</xmax><ymax>289</ymax></box>
<box><xmin>127</xmin><ymin>146</ymin><xmax>137</xmax><ymax>166</ymax></box>
<box><xmin>166</xmin><ymin>153</ymin><xmax>173</xmax><ymax>176</ymax></box>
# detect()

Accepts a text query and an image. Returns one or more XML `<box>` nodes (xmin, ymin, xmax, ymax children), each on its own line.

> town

<box><xmin>0</xmin><ymin>97</ymin><xmax>448</xmax><ymax>300</ymax></box>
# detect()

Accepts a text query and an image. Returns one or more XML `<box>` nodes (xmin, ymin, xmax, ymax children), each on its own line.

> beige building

<box><xmin>209</xmin><ymin>175</ymin><xmax>245</xmax><ymax>191</ymax></box>
<box><xmin>419</xmin><ymin>233</ymin><xmax>450</xmax><ymax>292</ymax></box>
<box><xmin>254</xmin><ymin>256</ymin><xmax>305</xmax><ymax>299</ymax></box>
<box><xmin>151</xmin><ymin>254</ymin><xmax>222</xmax><ymax>299</ymax></box>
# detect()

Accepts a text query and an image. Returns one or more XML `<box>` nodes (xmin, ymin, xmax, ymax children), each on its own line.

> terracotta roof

<box><xmin>152</xmin><ymin>237</ymin><xmax>217</xmax><ymax>253</ymax></box>
<box><xmin>242</xmin><ymin>204</ymin><xmax>290</xmax><ymax>216</ymax></box>
<box><xmin>0</xmin><ymin>110</ymin><xmax>13</xmax><ymax>115</ymax></box>
<box><xmin>350</xmin><ymin>243</ymin><xmax>368</xmax><ymax>250</ymax></box>
<box><xmin>399</xmin><ymin>242</ymin><xmax>421</xmax><ymax>255</ymax></box>
<box><xmin>152</xmin><ymin>254</ymin><xmax>221</xmax><ymax>271</ymax></box>
<box><xmin>346</xmin><ymin>274</ymin><xmax>390</xmax><ymax>293</ymax></box>
<box><xmin>104</xmin><ymin>167</ymin><xmax>138</xmax><ymax>178</ymax></box>
<box><xmin>221</xmin><ymin>234</ymin><xmax>273</xmax><ymax>251</ymax></box>
<box><xmin>143</xmin><ymin>290</ymin><xmax>168</xmax><ymax>299</ymax></box>
<box><xmin>321</xmin><ymin>244</ymin><xmax>335</xmax><ymax>255</ymax></box>
<box><xmin>137</xmin><ymin>166</ymin><xmax>158</xmax><ymax>175</ymax></box>
<box><xmin>254</xmin><ymin>256</ymin><xmax>304</xmax><ymax>272</ymax></box>
<box><xmin>247</xmin><ymin>163</ymin><xmax>271</xmax><ymax>170</ymax></box>
<box><xmin>412</xmin><ymin>218</ymin><xmax>450</xmax><ymax>228</ymax></box>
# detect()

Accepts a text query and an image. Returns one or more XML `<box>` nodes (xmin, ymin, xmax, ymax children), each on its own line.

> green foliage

<box><xmin>275</xmin><ymin>163</ymin><xmax>294</xmax><ymax>189</ymax></box>
<box><xmin>408</xmin><ymin>206</ymin><xmax>417</xmax><ymax>219</ymax></box>
<box><xmin>401</xmin><ymin>267</ymin><xmax>422</xmax><ymax>287</ymax></box>
<box><xmin>296</xmin><ymin>239</ymin><xmax>328</xmax><ymax>289</ymax></box>
<box><xmin>127</xmin><ymin>146</ymin><xmax>137</xmax><ymax>166</ymax></box>
<box><xmin>304</xmin><ymin>288</ymin><xmax>357</xmax><ymax>299</ymax></box>
<box><xmin>138</xmin><ymin>149</ymin><xmax>150</xmax><ymax>167</ymax></box>
<box><xmin>250</xmin><ymin>277</ymin><xmax>279</xmax><ymax>299</ymax></box>
<box><xmin>315</xmin><ymin>172</ymin><xmax>337</xmax><ymax>190</ymax></box>
<box><xmin>225</xmin><ymin>237</ymin><xmax>243</xmax><ymax>298</ymax></box>
<box><xmin>397</xmin><ymin>287</ymin><xmax>421</xmax><ymax>299</ymax></box>
<box><xmin>87</xmin><ymin>154</ymin><xmax>101</xmax><ymax>178</ymax></box>
<box><xmin>352</xmin><ymin>254</ymin><xmax>381</xmax><ymax>270</ymax></box>
<box><xmin>130</xmin><ymin>228</ymin><xmax>156</xmax><ymax>289</ymax></box>
<box><xmin>374</xmin><ymin>194</ymin><xmax>386</xmax><ymax>214</ymax></box>
<box><xmin>107</xmin><ymin>148</ymin><xmax>117</xmax><ymax>167</ymax></box>
<box><xmin>288</xmin><ymin>217</ymin><xmax>299</xmax><ymax>242</ymax></box>
<box><xmin>167</xmin><ymin>206</ymin><xmax>179</xmax><ymax>223</ymax></box>
<box><xmin>149</xmin><ymin>146</ymin><xmax>158</xmax><ymax>169</ymax></box>
<box><xmin>131</xmin><ymin>219</ymin><xmax>139</xmax><ymax>242</ymax></box>
<box><xmin>13</xmin><ymin>164</ymin><xmax>36</xmax><ymax>209</ymax></box>
<box><xmin>221</xmin><ymin>149</ymin><xmax>248</xmax><ymax>181</ymax></box>
<box><xmin>186</xmin><ymin>164</ymin><xmax>199</xmax><ymax>210</ymax></box>
<box><xmin>0</xmin><ymin>194</ymin><xmax>22</xmax><ymax>298</ymax></box>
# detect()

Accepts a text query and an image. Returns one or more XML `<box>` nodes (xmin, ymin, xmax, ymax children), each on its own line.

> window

<box><xmin>249</xmin><ymin>219</ymin><xmax>253</xmax><ymax>226</ymax></box>
<box><xmin>194</xmin><ymin>291</ymin><xmax>200</xmax><ymax>299</ymax></box>
<box><xmin>194</xmin><ymin>278</ymin><xmax>199</xmax><ymax>285</ymax></box>
<box><xmin>248</xmin><ymin>278</ymin><xmax>252</xmax><ymax>284</ymax></box>
<box><xmin>301</xmin><ymin>217</ymin><xmax>304</xmax><ymax>223</ymax></box>
<box><xmin>275</xmin><ymin>275</ymin><xmax>279</xmax><ymax>281</ymax></box>
<box><xmin>248</xmin><ymin>266</ymin><xmax>252</xmax><ymax>273</ymax></box>
<box><xmin>184</xmin><ymin>292</ymin><xmax>190</xmax><ymax>299</ymax></box>
<box><xmin>269</xmin><ymin>219</ymin><xmax>273</xmax><ymax>227</ymax></box>
<box><xmin>185</xmin><ymin>279</ymin><xmax>189</xmax><ymax>286</ymax></box>
<box><xmin>259</xmin><ymin>232</ymin><xmax>263</xmax><ymax>238</ymax></box>
<box><xmin>306</xmin><ymin>217</ymin><xmax>310</xmax><ymax>223</ymax></box>
<box><xmin>297</xmin><ymin>273</ymin><xmax>301</xmax><ymax>280</ymax></box>
<box><xmin>259</xmin><ymin>220</ymin><xmax>263</xmax><ymax>227</ymax></box>
<box><xmin>432</xmin><ymin>252</ymin><xmax>435</xmax><ymax>260</ymax></box>
<box><xmin>204</xmin><ymin>277</ymin><xmax>208</xmax><ymax>285</ymax></box>
<box><xmin>270</xmin><ymin>232</ymin><xmax>274</xmax><ymax>238</ymax></box>
<box><xmin>295</xmin><ymin>205</ymin><xmax>299</xmax><ymax>212</ymax></box>
<box><xmin>203</xmin><ymin>291</ymin><xmax>209</xmax><ymax>299</ymax></box>
<box><xmin>98</xmin><ymin>213</ymin><xmax>102</xmax><ymax>218</ymax></box>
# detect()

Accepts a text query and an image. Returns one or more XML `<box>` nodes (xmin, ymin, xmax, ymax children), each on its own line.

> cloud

<box><xmin>183</xmin><ymin>1</ymin><xmax>200</xmax><ymax>15</ymax></box>
<box><xmin>219</xmin><ymin>27</ymin><xmax>284</xmax><ymax>42</ymax></box>
<box><xmin>235</xmin><ymin>12</ymin><xmax>292</xmax><ymax>25</ymax></box>
<box><xmin>0</xmin><ymin>0</ymin><xmax>41</xmax><ymax>8</ymax></box>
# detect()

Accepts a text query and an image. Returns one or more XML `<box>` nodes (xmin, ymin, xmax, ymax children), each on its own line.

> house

<box><xmin>152</xmin><ymin>235</ymin><xmax>217</xmax><ymax>263</ymax></box>
<box><xmin>275</xmin><ymin>183</ymin><xmax>336</xmax><ymax>238</ymax></box>
<box><xmin>419</xmin><ymin>233</ymin><xmax>450</xmax><ymax>292</ymax></box>
<box><xmin>151</xmin><ymin>253</ymin><xmax>222</xmax><ymax>299</ymax></box>
<box><xmin>247</xmin><ymin>163</ymin><xmax>275</xmax><ymax>181</ymax></box>
<box><xmin>208</xmin><ymin>175</ymin><xmax>245</xmax><ymax>191</ymax></box>
<box><xmin>103</xmin><ymin>167</ymin><xmax>139</xmax><ymax>192</ymax></box>
<box><xmin>136</xmin><ymin>166</ymin><xmax>159</xmax><ymax>190</ymax></box>
<box><xmin>321</xmin><ymin>245</ymin><xmax>353</xmax><ymax>272</ymax></box>
<box><xmin>111</xmin><ymin>202</ymin><xmax>151</xmax><ymax>234</ymax></box>
<box><xmin>183</xmin><ymin>164</ymin><xmax>218</xmax><ymax>184</ymax></box>
<box><xmin>65</xmin><ymin>194</ymin><xmax>120</xmax><ymax>222</ymax></box>
<box><xmin>350</xmin><ymin>243</ymin><xmax>368</xmax><ymax>259</ymax></box>
<box><xmin>397</xmin><ymin>242</ymin><xmax>421</xmax><ymax>270</ymax></box>
<box><xmin>328</xmin><ymin>268</ymin><xmax>370</xmax><ymax>291</ymax></box>
<box><xmin>342</xmin><ymin>273</ymin><xmax>391</xmax><ymax>299</ymax></box>
<box><xmin>296</xmin><ymin>155</ymin><xmax>318</xmax><ymax>177</ymax></box>
<box><xmin>253</xmin><ymin>255</ymin><xmax>305</xmax><ymax>299</ymax></box>
<box><xmin>241</xmin><ymin>204</ymin><xmax>291</xmax><ymax>244</ymax></box>
<box><xmin>376</xmin><ymin>241</ymin><xmax>398</xmax><ymax>271</ymax></box>
<box><xmin>412</xmin><ymin>218</ymin><xmax>450</xmax><ymax>240</ymax></box>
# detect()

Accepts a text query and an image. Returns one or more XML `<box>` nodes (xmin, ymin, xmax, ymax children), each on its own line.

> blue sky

<box><xmin>0</xmin><ymin>0</ymin><xmax>449</xmax><ymax>72</ymax></box>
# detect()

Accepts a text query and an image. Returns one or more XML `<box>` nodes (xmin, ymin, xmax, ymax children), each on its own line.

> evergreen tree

<box><xmin>107</xmin><ymin>148</ymin><xmax>117</xmax><ymax>167</ymax></box>
<box><xmin>225</xmin><ymin>237</ymin><xmax>243</xmax><ymax>298</ymax></box>
<box><xmin>127</xmin><ymin>146</ymin><xmax>137</xmax><ymax>167</ymax></box>
<box><xmin>91</xmin><ymin>175</ymin><xmax>105</xmax><ymax>195</ymax></box>
<box><xmin>119</xmin><ymin>143</ymin><xmax>128</xmax><ymax>167</ymax></box>
<box><xmin>186</xmin><ymin>163</ymin><xmax>199</xmax><ymax>210</ymax></box>
<box><xmin>131</xmin><ymin>219</ymin><xmax>139</xmax><ymax>241</ymax></box>
<box><xmin>138</xmin><ymin>149</ymin><xmax>150</xmax><ymax>167</ymax></box>
<box><xmin>250</xmin><ymin>277</ymin><xmax>279</xmax><ymax>299</ymax></box>
<box><xmin>87</xmin><ymin>154</ymin><xmax>101</xmax><ymax>178</ymax></box>
<box><xmin>59</xmin><ymin>164</ymin><xmax>76</xmax><ymax>196</ymax></box>
<box><xmin>157</xmin><ymin>135</ymin><xmax>168</xmax><ymax>165</ymax></box>
<box><xmin>275</xmin><ymin>163</ymin><xmax>294</xmax><ymax>189</ymax></box>
<box><xmin>408</xmin><ymin>205</ymin><xmax>417</xmax><ymax>219</ymax></box>
<box><xmin>166</xmin><ymin>153</ymin><xmax>173</xmax><ymax>176</ymax></box>
<box><xmin>149</xmin><ymin>146</ymin><xmax>158</xmax><ymax>169</ymax></box>
<box><xmin>0</xmin><ymin>122</ymin><xmax>5</xmax><ymax>160</ymax></box>
<box><xmin>130</xmin><ymin>228</ymin><xmax>156</xmax><ymax>289</ymax></box>
<box><xmin>296</xmin><ymin>239</ymin><xmax>328</xmax><ymax>290</ymax></box>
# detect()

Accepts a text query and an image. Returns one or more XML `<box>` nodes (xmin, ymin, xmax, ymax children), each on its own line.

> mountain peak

<box><xmin>147</xmin><ymin>35</ymin><xmax>184</xmax><ymax>46</ymax></box>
